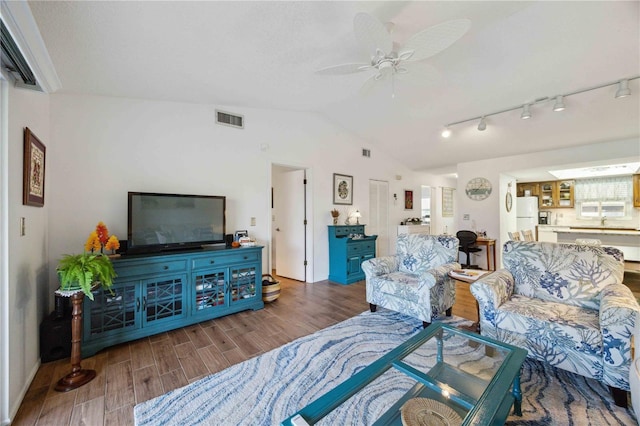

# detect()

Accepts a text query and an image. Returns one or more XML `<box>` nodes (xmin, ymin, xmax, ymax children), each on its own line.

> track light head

<box><xmin>441</xmin><ymin>127</ymin><xmax>451</xmax><ymax>138</ymax></box>
<box><xmin>615</xmin><ymin>79</ymin><xmax>631</xmax><ymax>98</ymax></box>
<box><xmin>553</xmin><ymin>95</ymin><xmax>565</xmax><ymax>112</ymax></box>
<box><xmin>477</xmin><ymin>117</ymin><xmax>487</xmax><ymax>131</ymax></box>
<box><xmin>521</xmin><ymin>104</ymin><xmax>531</xmax><ymax>119</ymax></box>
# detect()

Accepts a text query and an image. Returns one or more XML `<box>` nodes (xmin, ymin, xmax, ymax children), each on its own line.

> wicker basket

<box><xmin>261</xmin><ymin>274</ymin><xmax>281</xmax><ymax>303</ymax></box>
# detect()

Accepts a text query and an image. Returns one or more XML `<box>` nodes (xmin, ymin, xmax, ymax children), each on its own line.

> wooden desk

<box><xmin>476</xmin><ymin>237</ymin><xmax>496</xmax><ymax>271</ymax></box>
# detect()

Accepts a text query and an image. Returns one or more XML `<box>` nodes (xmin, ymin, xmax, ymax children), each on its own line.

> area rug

<box><xmin>134</xmin><ymin>310</ymin><xmax>637</xmax><ymax>425</ymax></box>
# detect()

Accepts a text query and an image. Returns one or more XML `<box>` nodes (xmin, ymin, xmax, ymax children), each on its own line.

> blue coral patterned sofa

<box><xmin>362</xmin><ymin>234</ymin><xmax>460</xmax><ymax>327</ymax></box>
<box><xmin>470</xmin><ymin>241</ymin><xmax>639</xmax><ymax>407</ymax></box>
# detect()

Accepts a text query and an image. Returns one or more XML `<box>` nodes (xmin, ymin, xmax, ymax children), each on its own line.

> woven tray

<box><xmin>400</xmin><ymin>397</ymin><xmax>462</xmax><ymax>426</ymax></box>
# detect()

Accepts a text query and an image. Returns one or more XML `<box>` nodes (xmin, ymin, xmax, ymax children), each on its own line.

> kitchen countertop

<box><xmin>555</xmin><ymin>228</ymin><xmax>640</xmax><ymax>236</ymax></box>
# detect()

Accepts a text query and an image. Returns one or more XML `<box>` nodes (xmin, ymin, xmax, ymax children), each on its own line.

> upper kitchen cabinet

<box><xmin>516</xmin><ymin>182</ymin><xmax>539</xmax><ymax>197</ymax></box>
<box><xmin>539</xmin><ymin>180</ymin><xmax>574</xmax><ymax>208</ymax></box>
<box><xmin>634</xmin><ymin>175</ymin><xmax>640</xmax><ymax>207</ymax></box>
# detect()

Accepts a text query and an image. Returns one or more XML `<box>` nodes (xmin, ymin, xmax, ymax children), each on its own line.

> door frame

<box><xmin>269</xmin><ymin>162</ymin><xmax>314</xmax><ymax>283</ymax></box>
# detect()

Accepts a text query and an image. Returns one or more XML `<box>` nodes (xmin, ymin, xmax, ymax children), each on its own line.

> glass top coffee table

<box><xmin>282</xmin><ymin>323</ymin><xmax>527</xmax><ymax>426</ymax></box>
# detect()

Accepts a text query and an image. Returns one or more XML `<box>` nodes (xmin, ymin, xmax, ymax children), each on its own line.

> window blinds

<box><xmin>574</xmin><ymin>176</ymin><xmax>633</xmax><ymax>202</ymax></box>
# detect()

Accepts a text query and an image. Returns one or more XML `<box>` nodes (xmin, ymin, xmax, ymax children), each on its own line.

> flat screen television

<box><xmin>127</xmin><ymin>192</ymin><xmax>226</xmax><ymax>254</ymax></box>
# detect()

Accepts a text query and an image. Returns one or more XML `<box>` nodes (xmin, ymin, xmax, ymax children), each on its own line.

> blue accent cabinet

<box><xmin>328</xmin><ymin>225</ymin><xmax>377</xmax><ymax>285</ymax></box>
<box><xmin>82</xmin><ymin>246</ymin><xmax>263</xmax><ymax>357</ymax></box>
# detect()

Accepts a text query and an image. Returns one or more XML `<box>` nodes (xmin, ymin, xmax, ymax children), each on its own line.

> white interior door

<box><xmin>369</xmin><ymin>180</ymin><xmax>389</xmax><ymax>256</ymax></box>
<box><xmin>274</xmin><ymin>169</ymin><xmax>306</xmax><ymax>281</ymax></box>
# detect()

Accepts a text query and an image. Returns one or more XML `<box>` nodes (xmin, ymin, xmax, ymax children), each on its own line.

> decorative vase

<box><xmin>333</xmin><ymin>218</ymin><xmax>338</xmax><ymax>225</ymax></box>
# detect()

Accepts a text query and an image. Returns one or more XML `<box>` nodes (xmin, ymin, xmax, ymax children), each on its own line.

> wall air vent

<box><xmin>1</xmin><ymin>19</ymin><xmax>39</xmax><ymax>89</ymax></box>
<box><xmin>216</xmin><ymin>110</ymin><xmax>244</xmax><ymax>129</ymax></box>
<box><xmin>362</xmin><ymin>148</ymin><xmax>371</xmax><ymax>158</ymax></box>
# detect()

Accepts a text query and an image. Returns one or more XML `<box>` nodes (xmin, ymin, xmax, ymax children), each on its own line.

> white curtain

<box><xmin>574</xmin><ymin>176</ymin><xmax>632</xmax><ymax>202</ymax></box>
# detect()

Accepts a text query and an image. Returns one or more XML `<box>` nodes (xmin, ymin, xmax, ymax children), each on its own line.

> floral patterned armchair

<box><xmin>470</xmin><ymin>241</ymin><xmax>639</xmax><ymax>407</ymax></box>
<box><xmin>362</xmin><ymin>234</ymin><xmax>460</xmax><ymax>327</ymax></box>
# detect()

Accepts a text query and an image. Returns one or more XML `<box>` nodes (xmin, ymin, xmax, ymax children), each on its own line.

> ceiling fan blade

<box><xmin>316</xmin><ymin>63</ymin><xmax>371</xmax><ymax>75</ymax></box>
<box><xmin>353</xmin><ymin>12</ymin><xmax>393</xmax><ymax>58</ymax></box>
<box><xmin>359</xmin><ymin>74</ymin><xmax>380</xmax><ymax>96</ymax></box>
<box><xmin>400</xmin><ymin>19</ymin><xmax>471</xmax><ymax>62</ymax></box>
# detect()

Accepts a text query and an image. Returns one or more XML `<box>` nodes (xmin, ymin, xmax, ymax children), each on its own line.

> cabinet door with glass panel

<box><xmin>539</xmin><ymin>182</ymin><xmax>556</xmax><ymax>208</ymax></box>
<box><xmin>556</xmin><ymin>180</ymin><xmax>574</xmax><ymax>208</ymax></box>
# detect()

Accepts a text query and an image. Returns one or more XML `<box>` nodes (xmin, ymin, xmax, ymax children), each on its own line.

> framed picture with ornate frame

<box><xmin>333</xmin><ymin>173</ymin><xmax>353</xmax><ymax>205</ymax></box>
<box><xmin>23</xmin><ymin>127</ymin><xmax>46</xmax><ymax>207</ymax></box>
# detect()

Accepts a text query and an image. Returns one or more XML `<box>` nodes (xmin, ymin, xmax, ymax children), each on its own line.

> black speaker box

<box><xmin>40</xmin><ymin>311</ymin><xmax>71</xmax><ymax>363</ymax></box>
<box><xmin>116</xmin><ymin>239</ymin><xmax>128</xmax><ymax>254</ymax></box>
<box><xmin>225</xmin><ymin>234</ymin><xmax>234</xmax><ymax>247</ymax></box>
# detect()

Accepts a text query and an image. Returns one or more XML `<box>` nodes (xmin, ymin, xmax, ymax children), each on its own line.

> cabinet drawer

<box><xmin>117</xmin><ymin>259</ymin><xmax>188</xmax><ymax>278</ymax></box>
<box><xmin>347</xmin><ymin>241</ymin><xmax>375</xmax><ymax>256</ymax></box>
<box><xmin>192</xmin><ymin>251</ymin><xmax>259</xmax><ymax>270</ymax></box>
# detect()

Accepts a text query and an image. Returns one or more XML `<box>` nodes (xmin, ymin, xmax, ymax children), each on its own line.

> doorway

<box><xmin>368</xmin><ymin>180</ymin><xmax>390</xmax><ymax>256</ymax></box>
<box><xmin>271</xmin><ymin>164</ymin><xmax>310</xmax><ymax>282</ymax></box>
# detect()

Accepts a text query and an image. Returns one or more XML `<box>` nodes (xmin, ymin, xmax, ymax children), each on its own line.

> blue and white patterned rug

<box><xmin>134</xmin><ymin>310</ymin><xmax>637</xmax><ymax>425</ymax></box>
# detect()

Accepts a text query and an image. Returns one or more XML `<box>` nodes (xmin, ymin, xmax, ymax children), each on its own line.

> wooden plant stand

<box><xmin>55</xmin><ymin>290</ymin><xmax>96</xmax><ymax>392</ymax></box>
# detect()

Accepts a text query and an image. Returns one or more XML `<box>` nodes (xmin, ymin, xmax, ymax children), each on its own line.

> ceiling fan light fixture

<box><xmin>441</xmin><ymin>127</ymin><xmax>451</xmax><ymax>138</ymax></box>
<box><xmin>520</xmin><ymin>104</ymin><xmax>531</xmax><ymax>119</ymax></box>
<box><xmin>553</xmin><ymin>95</ymin><xmax>565</xmax><ymax>112</ymax></box>
<box><xmin>615</xmin><ymin>79</ymin><xmax>631</xmax><ymax>98</ymax></box>
<box><xmin>477</xmin><ymin>117</ymin><xmax>487</xmax><ymax>131</ymax></box>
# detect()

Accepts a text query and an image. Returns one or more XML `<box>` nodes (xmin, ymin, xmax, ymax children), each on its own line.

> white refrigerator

<box><xmin>516</xmin><ymin>196</ymin><xmax>539</xmax><ymax>232</ymax></box>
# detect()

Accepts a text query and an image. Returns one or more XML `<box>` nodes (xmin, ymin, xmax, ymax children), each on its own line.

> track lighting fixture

<box><xmin>552</xmin><ymin>95</ymin><xmax>565</xmax><ymax>112</ymax></box>
<box><xmin>615</xmin><ymin>79</ymin><xmax>631</xmax><ymax>98</ymax></box>
<box><xmin>440</xmin><ymin>75</ymin><xmax>638</xmax><ymax>137</ymax></box>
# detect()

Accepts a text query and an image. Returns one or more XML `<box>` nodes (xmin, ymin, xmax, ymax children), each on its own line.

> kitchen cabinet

<box><xmin>538</xmin><ymin>180</ymin><xmax>574</xmax><ymax>208</ymax></box>
<box><xmin>516</xmin><ymin>183</ymin><xmax>539</xmax><ymax>197</ymax></box>
<box><xmin>634</xmin><ymin>175</ymin><xmax>640</xmax><ymax>207</ymax></box>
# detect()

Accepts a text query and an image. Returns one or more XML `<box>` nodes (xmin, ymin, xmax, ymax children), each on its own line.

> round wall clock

<box><xmin>506</xmin><ymin>192</ymin><xmax>513</xmax><ymax>212</ymax></box>
<box><xmin>465</xmin><ymin>177</ymin><xmax>492</xmax><ymax>201</ymax></box>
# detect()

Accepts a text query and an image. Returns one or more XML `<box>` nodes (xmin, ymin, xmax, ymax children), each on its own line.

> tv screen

<box><xmin>127</xmin><ymin>192</ymin><xmax>226</xmax><ymax>253</ymax></box>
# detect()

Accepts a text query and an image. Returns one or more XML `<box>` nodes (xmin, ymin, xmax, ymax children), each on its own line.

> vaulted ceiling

<box><xmin>28</xmin><ymin>1</ymin><xmax>640</xmax><ymax>173</ymax></box>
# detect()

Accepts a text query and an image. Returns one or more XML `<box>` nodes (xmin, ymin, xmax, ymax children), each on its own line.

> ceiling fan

<box><xmin>317</xmin><ymin>13</ymin><xmax>471</xmax><ymax>95</ymax></box>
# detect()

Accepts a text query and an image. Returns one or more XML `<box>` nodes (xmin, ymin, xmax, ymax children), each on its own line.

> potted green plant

<box><xmin>57</xmin><ymin>252</ymin><xmax>116</xmax><ymax>300</ymax></box>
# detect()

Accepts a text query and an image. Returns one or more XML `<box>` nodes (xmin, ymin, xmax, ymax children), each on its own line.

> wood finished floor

<box><xmin>14</xmin><ymin>276</ymin><xmax>378</xmax><ymax>426</ymax></box>
<box><xmin>13</xmin><ymin>261</ymin><xmax>638</xmax><ymax>425</ymax></box>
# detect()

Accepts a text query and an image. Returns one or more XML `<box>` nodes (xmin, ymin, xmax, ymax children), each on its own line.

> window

<box><xmin>578</xmin><ymin>201</ymin><xmax>629</xmax><ymax>219</ymax></box>
<box><xmin>575</xmin><ymin>176</ymin><xmax>632</xmax><ymax>220</ymax></box>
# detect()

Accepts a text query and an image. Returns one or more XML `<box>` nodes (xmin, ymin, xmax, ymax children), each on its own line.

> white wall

<box><xmin>456</xmin><ymin>138</ymin><xmax>640</xmax><ymax>269</ymax></box>
<box><xmin>5</xmin><ymin>84</ymin><xmax>50</xmax><ymax>423</ymax></box>
<box><xmin>47</xmin><ymin>93</ymin><xmax>435</xmax><ymax>289</ymax></box>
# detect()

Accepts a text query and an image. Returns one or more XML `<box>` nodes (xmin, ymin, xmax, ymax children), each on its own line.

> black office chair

<box><xmin>456</xmin><ymin>230</ymin><xmax>482</xmax><ymax>269</ymax></box>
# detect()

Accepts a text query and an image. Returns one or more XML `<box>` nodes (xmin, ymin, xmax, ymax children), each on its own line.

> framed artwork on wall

<box><xmin>23</xmin><ymin>127</ymin><xmax>46</xmax><ymax>207</ymax></box>
<box><xmin>442</xmin><ymin>187</ymin><xmax>454</xmax><ymax>217</ymax></box>
<box><xmin>333</xmin><ymin>173</ymin><xmax>353</xmax><ymax>205</ymax></box>
<box><xmin>404</xmin><ymin>190</ymin><xmax>413</xmax><ymax>210</ymax></box>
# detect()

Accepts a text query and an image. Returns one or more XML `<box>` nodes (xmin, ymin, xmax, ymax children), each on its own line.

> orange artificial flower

<box><xmin>96</xmin><ymin>222</ymin><xmax>109</xmax><ymax>245</ymax></box>
<box><xmin>105</xmin><ymin>235</ymin><xmax>120</xmax><ymax>252</ymax></box>
<box><xmin>85</xmin><ymin>231</ymin><xmax>101</xmax><ymax>253</ymax></box>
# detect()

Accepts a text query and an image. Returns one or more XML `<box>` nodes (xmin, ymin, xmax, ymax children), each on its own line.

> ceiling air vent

<box><xmin>216</xmin><ymin>110</ymin><xmax>244</xmax><ymax>129</ymax></box>
<box><xmin>362</xmin><ymin>148</ymin><xmax>371</xmax><ymax>158</ymax></box>
<box><xmin>1</xmin><ymin>19</ymin><xmax>38</xmax><ymax>88</ymax></box>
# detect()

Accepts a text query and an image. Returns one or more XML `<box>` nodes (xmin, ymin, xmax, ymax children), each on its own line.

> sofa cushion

<box><xmin>503</xmin><ymin>241</ymin><xmax>624</xmax><ymax>310</ymax></box>
<box><xmin>374</xmin><ymin>272</ymin><xmax>423</xmax><ymax>295</ymax></box>
<box><xmin>495</xmin><ymin>294</ymin><xmax>601</xmax><ymax>357</ymax></box>
<box><xmin>397</xmin><ymin>234</ymin><xmax>458</xmax><ymax>274</ymax></box>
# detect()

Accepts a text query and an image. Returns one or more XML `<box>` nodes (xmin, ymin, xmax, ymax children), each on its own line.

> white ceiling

<box><xmin>27</xmin><ymin>1</ymin><xmax>640</xmax><ymax>176</ymax></box>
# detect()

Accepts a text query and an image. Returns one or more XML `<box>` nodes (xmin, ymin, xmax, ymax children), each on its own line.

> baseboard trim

<box><xmin>7</xmin><ymin>358</ymin><xmax>40</xmax><ymax>424</ymax></box>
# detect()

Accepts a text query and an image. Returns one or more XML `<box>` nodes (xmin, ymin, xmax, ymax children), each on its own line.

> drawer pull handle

<box><xmin>243</xmin><ymin>256</ymin><xmax>248</xmax><ymax>260</ymax></box>
<box><xmin>163</xmin><ymin>265</ymin><xmax>169</xmax><ymax>270</ymax></box>
<box><xmin>210</xmin><ymin>260</ymin><xmax>215</xmax><ymax>264</ymax></box>
<box><xmin>142</xmin><ymin>296</ymin><xmax>147</xmax><ymax>311</ymax></box>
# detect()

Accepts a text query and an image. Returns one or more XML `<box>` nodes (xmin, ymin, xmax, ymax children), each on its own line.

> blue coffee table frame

<box><xmin>281</xmin><ymin>323</ymin><xmax>527</xmax><ymax>426</ymax></box>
